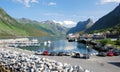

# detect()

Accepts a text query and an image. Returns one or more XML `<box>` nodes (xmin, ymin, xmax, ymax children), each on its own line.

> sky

<box><xmin>0</xmin><ymin>0</ymin><xmax>119</xmax><ymax>27</ymax></box>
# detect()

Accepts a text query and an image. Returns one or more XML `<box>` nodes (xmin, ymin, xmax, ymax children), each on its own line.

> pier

<box><xmin>0</xmin><ymin>38</ymin><xmax>51</xmax><ymax>48</ymax></box>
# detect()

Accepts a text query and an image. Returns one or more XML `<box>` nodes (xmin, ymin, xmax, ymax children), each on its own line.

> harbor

<box><xmin>0</xmin><ymin>1</ymin><xmax>120</xmax><ymax>72</ymax></box>
<box><xmin>0</xmin><ymin>37</ymin><xmax>120</xmax><ymax>72</ymax></box>
<box><xmin>0</xmin><ymin>38</ymin><xmax>52</xmax><ymax>48</ymax></box>
<box><xmin>0</xmin><ymin>37</ymin><xmax>98</xmax><ymax>54</ymax></box>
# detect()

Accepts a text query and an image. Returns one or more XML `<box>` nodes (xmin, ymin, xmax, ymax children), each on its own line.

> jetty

<box><xmin>0</xmin><ymin>38</ymin><xmax>41</xmax><ymax>47</ymax></box>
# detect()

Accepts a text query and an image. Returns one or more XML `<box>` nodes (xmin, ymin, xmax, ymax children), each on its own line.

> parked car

<box><xmin>34</xmin><ymin>50</ymin><xmax>42</xmax><ymax>55</ymax></box>
<box><xmin>107</xmin><ymin>51</ymin><xmax>114</xmax><ymax>56</ymax></box>
<box><xmin>112</xmin><ymin>50</ymin><xmax>120</xmax><ymax>56</ymax></box>
<box><xmin>113</xmin><ymin>51</ymin><xmax>120</xmax><ymax>56</ymax></box>
<box><xmin>58</xmin><ymin>52</ymin><xmax>65</xmax><ymax>56</ymax></box>
<box><xmin>75</xmin><ymin>53</ymin><xmax>80</xmax><ymax>58</ymax></box>
<box><xmin>65</xmin><ymin>52</ymin><xmax>72</xmax><ymax>56</ymax></box>
<box><xmin>83</xmin><ymin>53</ymin><xmax>90</xmax><ymax>59</ymax></box>
<box><xmin>49</xmin><ymin>52</ymin><xmax>57</xmax><ymax>56</ymax></box>
<box><xmin>74</xmin><ymin>53</ymin><xmax>82</xmax><ymax>58</ymax></box>
<box><xmin>103</xmin><ymin>46</ymin><xmax>114</xmax><ymax>52</ymax></box>
<box><xmin>97</xmin><ymin>52</ymin><xmax>107</xmax><ymax>57</ymax></box>
<box><xmin>43</xmin><ymin>51</ymin><xmax>49</xmax><ymax>55</ymax></box>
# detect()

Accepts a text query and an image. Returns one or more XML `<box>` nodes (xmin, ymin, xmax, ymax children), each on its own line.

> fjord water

<box><xmin>20</xmin><ymin>37</ymin><xmax>97</xmax><ymax>54</ymax></box>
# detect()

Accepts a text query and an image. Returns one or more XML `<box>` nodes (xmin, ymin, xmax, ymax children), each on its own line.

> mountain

<box><xmin>86</xmin><ymin>4</ymin><xmax>120</xmax><ymax>32</ymax></box>
<box><xmin>17</xmin><ymin>18</ymin><xmax>68</xmax><ymax>36</ymax></box>
<box><xmin>17</xmin><ymin>18</ymin><xmax>39</xmax><ymax>24</ymax></box>
<box><xmin>67</xmin><ymin>18</ymin><xmax>94</xmax><ymax>34</ymax></box>
<box><xmin>0</xmin><ymin>7</ymin><xmax>29</xmax><ymax>37</ymax></box>
<box><xmin>40</xmin><ymin>20</ymin><xmax>68</xmax><ymax>35</ymax></box>
<box><xmin>0</xmin><ymin>7</ymin><xmax>67</xmax><ymax>38</ymax></box>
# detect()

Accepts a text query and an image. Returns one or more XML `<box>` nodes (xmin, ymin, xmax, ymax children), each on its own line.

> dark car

<box><xmin>58</xmin><ymin>52</ymin><xmax>65</xmax><ymax>56</ymax></box>
<box><xmin>97</xmin><ymin>52</ymin><xmax>107</xmax><ymax>57</ymax></box>
<box><xmin>111</xmin><ymin>48</ymin><xmax>120</xmax><ymax>56</ymax></box>
<box><xmin>113</xmin><ymin>50</ymin><xmax>120</xmax><ymax>56</ymax></box>
<box><xmin>103</xmin><ymin>46</ymin><xmax>114</xmax><ymax>52</ymax></box>
<box><xmin>114</xmin><ymin>52</ymin><xmax>120</xmax><ymax>56</ymax></box>
<box><xmin>83</xmin><ymin>54</ymin><xmax>90</xmax><ymax>59</ymax></box>
<box><xmin>74</xmin><ymin>53</ymin><xmax>81</xmax><ymax>58</ymax></box>
<box><xmin>49</xmin><ymin>52</ymin><xmax>57</xmax><ymax>56</ymax></box>
<box><xmin>43</xmin><ymin>51</ymin><xmax>49</xmax><ymax>55</ymax></box>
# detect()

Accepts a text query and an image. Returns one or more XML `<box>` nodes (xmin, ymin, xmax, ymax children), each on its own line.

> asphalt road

<box><xmin>38</xmin><ymin>55</ymin><xmax>120</xmax><ymax>72</ymax></box>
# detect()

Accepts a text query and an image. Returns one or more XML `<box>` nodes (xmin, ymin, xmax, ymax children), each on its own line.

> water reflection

<box><xmin>51</xmin><ymin>40</ymin><xmax>77</xmax><ymax>52</ymax></box>
<box><xmin>20</xmin><ymin>38</ymin><xmax>97</xmax><ymax>54</ymax></box>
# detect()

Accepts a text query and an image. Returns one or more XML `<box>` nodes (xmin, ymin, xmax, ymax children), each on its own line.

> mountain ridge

<box><xmin>67</xmin><ymin>18</ymin><xmax>94</xmax><ymax>34</ymax></box>
<box><xmin>17</xmin><ymin>18</ymin><xmax>68</xmax><ymax>36</ymax></box>
<box><xmin>86</xmin><ymin>4</ymin><xmax>120</xmax><ymax>32</ymax></box>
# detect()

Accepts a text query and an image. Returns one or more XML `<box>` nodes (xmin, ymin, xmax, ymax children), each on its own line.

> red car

<box><xmin>43</xmin><ymin>51</ymin><xmax>49</xmax><ymax>55</ymax></box>
<box><xmin>107</xmin><ymin>51</ymin><xmax>114</xmax><ymax>56</ymax></box>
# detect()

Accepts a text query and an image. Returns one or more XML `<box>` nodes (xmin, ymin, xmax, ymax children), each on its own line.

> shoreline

<box><xmin>0</xmin><ymin>47</ymin><xmax>120</xmax><ymax>72</ymax></box>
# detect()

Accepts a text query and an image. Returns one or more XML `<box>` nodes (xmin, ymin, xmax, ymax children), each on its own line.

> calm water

<box><xmin>20</xmin><ymin>37</ymin><xmax>97</xmax><ymax>54</ymax></box>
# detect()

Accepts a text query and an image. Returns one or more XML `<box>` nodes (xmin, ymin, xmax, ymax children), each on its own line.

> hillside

<box><xmin>17</xmin><ymin>18</ymin><xmax>68</xmax><ymax>36</ymax></box>
<box><xmin>41</xmin><ymin>20</ymin><xmax>68</xmax><ymax>36</ymax></box>
<box><xmin>86</xmin><ymin>4</ymin><xmax>120</xmax><ymax>32</ymax></box>
<box><xmin>67</xmin><ymin>18</ymin><xmax>94</xmax><ymax>34</ymax></box>
<box><xmin>0</xmin><ymin>7</ymin><xmax>29</xmax><ymax>38</ymax></box>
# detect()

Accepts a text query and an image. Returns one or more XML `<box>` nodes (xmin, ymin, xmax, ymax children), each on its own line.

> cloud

<box><xmin>48</xmin><ymin>2</ymin><xmax>56</xmax><ymax>6</ymax></box>
<box><xmin>13</xmin><ymin>0</ymin><xmax>39</xmax><ymax>7</ymax></box>
<box><xmin>63</xmin><ymin>21</ymin><xmax>76</xmax><ymax>25</ymax></box>
<box><xmin>53</xmin><ymin>20</ymin><xmax>76</xmax><ymax>28</ymax></box>
<box><xmin>31</xmin><ymin>0</ymin><xmax>39</xmax><ymax>3</ymax></box>
<box><xmin>43</xmin><ymin>13</ymin><xmax>64</xmax><ymax>17</ymax></box>
<box><xmin>100</xmin><ymin>0</ymin><xmax>120</xmax><ymax>4</ymax></box>
<box><xmin>53</xmin><ymin>20</ymin><xmax>63</xmax><ymax>24</ymax></box>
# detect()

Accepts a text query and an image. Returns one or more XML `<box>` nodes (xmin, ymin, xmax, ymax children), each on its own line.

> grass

<box><xmin>0</xmin><ymin>22</ymin><xmax>29</xmax><ymax>36</ymax></box>
<box><xmin>97</xmin><ymin>38</ymin><xmax>120</xmax><ymax>49</ymax></box>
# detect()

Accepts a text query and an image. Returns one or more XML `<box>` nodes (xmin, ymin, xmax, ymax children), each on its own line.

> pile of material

<box><xmin>0</xmin><ymin>48</ymin><xmax>92</xmax><ymax>72</ymax></box>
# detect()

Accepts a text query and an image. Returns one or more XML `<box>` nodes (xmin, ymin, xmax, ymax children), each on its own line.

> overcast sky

<box><xmin>0</xmin><ymin>0</ymin><xmax>119</xmax><ymax>27</ymax></box>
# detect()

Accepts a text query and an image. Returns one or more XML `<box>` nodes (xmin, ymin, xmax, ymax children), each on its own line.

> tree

<box><xmin>116</xmin><ymin>40</ymin><xmax>120</xmax><ymax>45</ymax></box>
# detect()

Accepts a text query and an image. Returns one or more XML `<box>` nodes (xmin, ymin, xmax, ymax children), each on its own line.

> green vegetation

<box><xmin>89</xmin><ymin>24</ymin><xmax>120</xmax><ymax>34</ymax></box>
<box><xmin>0</xmin><ymin>7</ymin><xmax>29</xmax><ymax>37</ymax></box>
<box><xmin>21</xmin><ymin>23</ymin><xmax>50</xmax><ymax>36</ymax></box>
<box><xmin>97</xmin><ymin>39</ymin><xmax>120</xmax><ymax>48</ymax></box>
<box><xmin>115</xmin><ymin>39</ymin><xmax>120</xmax><ymax>48</ymax></box>
<box><xmin>98</xmin><ymin>39</ymin><xmax>114</xmax><ymax>46</ymax></box>
<box><xmin>0</xmin><ymin>21</ymin><xmax>29</xmax><ymax>37</ymax></box>
<box><xmin>19</xmin><ymin>20</ymin><xmax>68</xmax><ymax>36</ymax></box>
<box><xmin>116</xmin><ymin>40</ymin><xmax>120</xmax><ymax>45</ymax></box>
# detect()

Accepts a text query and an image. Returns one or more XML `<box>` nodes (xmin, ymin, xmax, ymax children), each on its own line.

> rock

<box><xmin>56</xmin><ymin>62</ymin><xmax>63</xmax><ymax>67</ymax></box>
<box><xmin>84</xmin><ymin>69</ymin><xmax>90</xmax><ymax>72</ymax></box>
<box><xmin>0</xmin><ymin>48</ymin><xmax>93</xmax><ymax>72</ymax></box>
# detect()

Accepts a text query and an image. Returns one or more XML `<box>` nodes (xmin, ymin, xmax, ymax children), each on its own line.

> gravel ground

<box><xmin>37</xmin><ymin>54</ymin><xmax>120</xmax><ymax>72</ymax></box>
<box><xmin>1</xmin><ymin>47</ymin><xmax>120</xmax><ymax>72</ymax></box>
